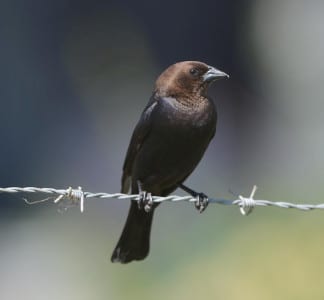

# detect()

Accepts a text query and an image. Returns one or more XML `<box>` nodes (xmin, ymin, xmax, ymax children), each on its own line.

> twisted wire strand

<box><xmin>1</xmin><ymin>185</ymin><xmax>324</xmax><ymax>215</ymax></box>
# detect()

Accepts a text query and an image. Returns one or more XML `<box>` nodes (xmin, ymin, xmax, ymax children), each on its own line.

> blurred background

<box><xmin>1</xmin><ymin>0</ymin><xmax>324</xmax><ymax>299</ymax></box>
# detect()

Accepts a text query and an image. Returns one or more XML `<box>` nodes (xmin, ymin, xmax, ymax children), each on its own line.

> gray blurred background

<box><xmin>1</xmin><ymin>0</ymin><xmax>324</xmax><ymax>299</ymax></box>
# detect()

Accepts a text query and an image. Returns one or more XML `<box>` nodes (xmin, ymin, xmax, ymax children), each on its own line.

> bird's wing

<box><xmin>121</xmin><ymin>95</ymin><xmax>159</xmax><ymax>193</ymax></box>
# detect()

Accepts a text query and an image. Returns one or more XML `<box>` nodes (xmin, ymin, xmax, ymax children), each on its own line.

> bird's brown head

<box><xmin>154</xmin><ymin>61</ymin><xmax>229</xmax><ymax>99</ymax></box>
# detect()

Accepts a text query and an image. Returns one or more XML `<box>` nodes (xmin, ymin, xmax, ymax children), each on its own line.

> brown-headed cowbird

<box><xmin>111</xmin><ymin>61</ymin><xmax>228</xmax><ymax>263</ymax></box>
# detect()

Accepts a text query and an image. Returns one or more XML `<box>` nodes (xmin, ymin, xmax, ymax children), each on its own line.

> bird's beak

<box><xmin>203</xmin><ymin>66</ymin><xmax>229</xmax><ymax>82</ymax></box>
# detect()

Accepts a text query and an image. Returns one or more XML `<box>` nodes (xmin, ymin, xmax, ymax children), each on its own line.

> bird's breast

<box><xmin>157</xmin><ymin>96</ymin><xmax>216</xmax><ymax>131</ymax></box>
<box><xmin>132</xmin><ymin>96</ymin><xmax>216</xmax><ymax>195</ymax></box>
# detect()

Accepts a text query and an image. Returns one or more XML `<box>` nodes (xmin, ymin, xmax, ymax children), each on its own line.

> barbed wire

<box><xmin>1</xmin><ymin>185</ymin><xmax>324</xmax><ymax>216</ymax></box>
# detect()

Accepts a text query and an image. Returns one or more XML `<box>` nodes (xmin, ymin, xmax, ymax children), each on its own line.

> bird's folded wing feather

<box><xmin>121</xmin><ymin>95</ymin><xmax>159</xmax><ymax>193</ymax></box>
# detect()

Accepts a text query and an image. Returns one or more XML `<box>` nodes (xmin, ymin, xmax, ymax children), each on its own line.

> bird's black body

<box><xmin>111</xmin><ymin>61</ymin><xmax>228</xmax><ymax>263</ymax></box>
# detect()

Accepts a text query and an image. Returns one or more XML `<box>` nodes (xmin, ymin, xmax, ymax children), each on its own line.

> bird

<box><xmin>111</xmin><ymin>61</ymin><xmax>228</xmax><ymax>263</ymax></box>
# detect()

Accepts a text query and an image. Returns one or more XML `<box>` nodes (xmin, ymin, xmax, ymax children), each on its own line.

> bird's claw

<box><xmin>138</xmin><ymin>191</ymin><xmax>154</xmax><ymax>212</ymax></box>
<box><xmin>194</xmin><ymin>192</ymin><xmax>209</xmax><ymax>213</ymax></box>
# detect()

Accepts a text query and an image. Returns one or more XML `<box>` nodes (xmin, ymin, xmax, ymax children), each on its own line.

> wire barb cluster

<box><xmin>1</xmin><ymin>185</ymin><xmax>324</xmax><ymax>215</ymax></box>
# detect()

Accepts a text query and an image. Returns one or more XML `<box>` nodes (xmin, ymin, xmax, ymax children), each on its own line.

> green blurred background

<box><xmin>1</xmin><ymin>0</ymin><xmax>324</xmax><ymax>299</ymax></box>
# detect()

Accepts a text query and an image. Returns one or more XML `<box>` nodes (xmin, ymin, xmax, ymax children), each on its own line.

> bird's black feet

<box><xmin>137</xmin><ymin>181</ymin><xmax>154</xmax><ymax>212</ymax></box>
<box><xmin>194</xmin><ymin>192</ymin><xmax>209</xmax><ymax>213</ymax></box>
<box><xmin>178</xmin><ymin>183</ymin><xmax>209</xmax><ymax>213</ymax></box>
<box><xmin>137</xmin><ymin>190</ymin><xmax>154</xmax><ymax>212</ymax></box>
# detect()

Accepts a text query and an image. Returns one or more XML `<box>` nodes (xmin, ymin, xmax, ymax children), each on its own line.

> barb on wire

<box><xmin>1</xmin><ymin>185</ymin><xmax>324</xmax><ymax>215</ymax></box>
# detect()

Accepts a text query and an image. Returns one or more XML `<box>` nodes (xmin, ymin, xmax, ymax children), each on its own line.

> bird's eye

<box><xmin>189</xmin><ymin>68</ymin><xmax>200</xmax><ymax>77</ymax></box>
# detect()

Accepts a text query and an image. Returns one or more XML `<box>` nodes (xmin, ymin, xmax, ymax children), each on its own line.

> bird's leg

<box><xmin>178</xmin><ymin>183</ymin><xmax>209</xmax><ymax>213</ymax></box>
<box><xmin>137</xmin><ymin>180</ymin><xmax>153</xmax><ymax>212</ymax></box>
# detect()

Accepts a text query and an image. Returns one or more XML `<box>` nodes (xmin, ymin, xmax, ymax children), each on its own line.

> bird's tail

<box><xmin>111</xmin><ymin>200</ymin><xmax>156</xmax><ymax>263</ymax></box>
